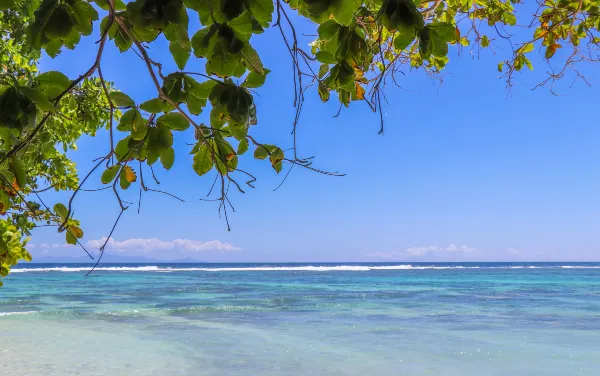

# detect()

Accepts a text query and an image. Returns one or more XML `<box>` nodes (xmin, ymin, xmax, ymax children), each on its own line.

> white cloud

<box><xmin>368</xmin><ymin>244</ymin><xmax>477</xmax><ymax>260</ymax></box>
<box><xmin>405</xmin><ymin>244</ymin><xmax>476</xmax><ymax>256</ymax></box>
<box><xmin>29</xmin><ymin>237</ymin><xmax>241</xmax><ymax>258</ymax></box>
<box><xmin>85</xmin><ymin>237</ymin><xmax>241</xmax><ymax>253</ymax></box>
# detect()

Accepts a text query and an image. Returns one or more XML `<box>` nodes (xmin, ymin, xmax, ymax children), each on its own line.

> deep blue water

<box><xmin>1</xmin><ymin>262</ymin><xmax>600</xmax><ymax>375</ymax></box>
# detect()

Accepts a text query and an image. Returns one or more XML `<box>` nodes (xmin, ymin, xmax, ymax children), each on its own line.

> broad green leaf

<box><xmin>237</xmin><ymin>139</ymin><xmax>249</xmax><ymax>155</ymax></box>
<box><xmin>269</xmin><ymin>146</ymin><xmax>284</xmax><ymax>165</ymax></box>
<box><xmin>418</xmin><ymin>27</ymin><xmax>431</xmax><ymax>58</ymax></box>
<box><xmin>66</xmin><ymin>231</ymin><xmax>77</xmax><ymax>245</ymax></box>
<box><xmin>19</xmin><ymin>86</ymin><xmax>54</xmax><ymax>112</ymax></box>
<box><xmin>242</xmin><ymin>68</ymin><xmax>270</xmax><ymax>88</ymax></box>
<box><xmin>318</xmin><ymin>64</ymin><xmax>329</xmax><ymax>79</ymax></box>
<box><xmin>428</xmin><ymin>23</ymin><xmax>457</xmax><ymax>42</ymax></box>
<box><xmin>254</xmin><ymin>144</ymin><xmax>275</xmax><ymax>160</ymax></box>
<box><xmin>241</xmin><ymin>44</ymin><xmax>264</xmax><ymax>74</ymax></box>
<box><xmin>115</xmin><ymin>137</ymin><xmax>132</xmax><ymax>162</ymax></box>
<box><xmin>246</xmin><ymin>0</ymin><xmax>274</xmax><ymax>27</ymax></box>
<box><xmin>318</xmin><ymin>20</ymin><xmax>339</xmax><ymax>39</ymax></box>
<box><xmin>101</xmin><ymin>165</ymin><xmax>120</xmax><ymax>184</ymax></box>
<box><xmin>140</xmin><ymin>98</ymin><xmax>167</xmax><ymax>113</ymax></box>
<box><xmin>394</xmin><ymin>26</ymin><xmax>416</xmax><ymax>50</ymax></box>
<box><xmin>504</xmin><ymin>13</ymin><xmax>517</xmax><ymax>26</ymax></box>
<box><xmin>184</xmin><ymin>76</ymin><xmax>216</xmax><ymax>98</ymax></box>
<box><xmin>522</xmin><ymin>43</ymin><xmax>534</xmax><ymax>53</ymax></box>
<box><xmin>146</xmin><ymin>124</ymin><xmax>173</xmax><ymax>163</ymax></box>
<box><xmin>109</xmin><ymin>91</ymin><xmax>135</xmax><ymax>107</ymax></box>
<box><xmin>318</xmin><ymin>82</ymin><xmax>330</xmax><ymax>102</ymax></box>
<box><xmin>117</xmin><ymin>108</ymin><xmax>141</xmax><ymax>132</ymax></box>
<box><xmin>53</xmin><ymin>203</ymin><xmax>68</xmax><ymax>219</ymax></box>
<box><xmin>316</xmin><ymin>51</ymin><xmax>337</xmax><ymax>64</ymax></box>
<box><xmin>228</xmin><ymin>10</ymin><xmax>254</xmax><ymax>36</ymax></box>
<box><xmin>193</xmin><ymin>144</ymin><xmax>213</xmax><ymax>176</ymax></box>
<box><xmin>36</xmin><ymin>71</ymin><xmax>71</xmax><ymax>91</ymax></box>
<box><xmin>157</xmin><ymin>112</ymin><xmax>190</xmax><ymax>131</ymax></box>
<box><xmin>169</xmin><ymin>41</ymin><xmax>191</xmax><ymax>70</ymax></box>
<box><xmin>330</xmin><ymin>0</ymin><xmax>360</xmax><ymax>26</ymax></box>
<box><xmin>481</xmin><ymin>35</ymin><xmax>490</xmax><ymax>48</ymax></box>
<box><xmin>160</xmin><ymin>148</ymin><xmax>175</xmax><ymax>170</ymax></box>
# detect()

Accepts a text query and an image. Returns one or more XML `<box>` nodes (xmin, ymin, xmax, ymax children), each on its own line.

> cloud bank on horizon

<box><xmin>28</xmin><ymin>237</ymin><xmax>241</xmax><ymax>261</ymax></box>
<box><xmin>368</xmin><ymin>244</ymin><xmax>527</xmax><ymax>261</ymax></box>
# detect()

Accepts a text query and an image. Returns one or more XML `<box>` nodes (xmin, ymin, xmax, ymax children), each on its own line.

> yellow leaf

<box><xmin>124</xmin><ymin>166</ymin><xmax>137</xmax><ymax>183</ymax></box>
<box><xmin>68</xmin><ymin>225</ymin><xmax>84</xmax><ymax>239</ymax></box>
<box><xmin>355</xmin><ymin>83</ymin><xmax>365</xmax><ymax>100</ymax></box>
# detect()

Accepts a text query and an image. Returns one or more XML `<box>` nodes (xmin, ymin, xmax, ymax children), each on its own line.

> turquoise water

<box><xmin>1</xmin><ymin>262</ymin><xmax>600</xmax><ymax>375</ymax></box>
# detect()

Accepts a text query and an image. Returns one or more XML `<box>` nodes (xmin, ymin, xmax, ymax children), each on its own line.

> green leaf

<box><xmin>242</xmin><ymin>68</ymin><xmax>270</xmax><ymax>88</ymax></box>
<box><xmin>318</xmin><ymin>64</ymin><xmax>329</xmax><ymax>79</ymax></box>
<box><xmin>66</xmin><ymin>231</ymin><xmax>77</xmax><ymax>245</ymax></box>
<box><xmin>497</xmin><ymin>62</ymin><xmax>504</xmax><ymax>72</ymax></box>
<box><xmin>184</xmin><ymin>76</ymin><xmax>216</xmax><ymax>98</ymax></box>
<box><xmin>117</xmin><ymin>108</ymin><xmax>140</xmax><ymax>132</ymax></box>
<box><xmin>237</xmin><ymin>139</ymin><xmax>249</xmax><ymax>155</ymax></box>
<box><xmin>418</xmin><ymin>27</ymin><xmax>431</xmax><ymax>58</ymax></box>
<box><xmin>481</xmin><ymin>35</ymin><xmax>490</xmax><ymax>48</ymax></box>
<box><xmin>36</xmin><ymin>71</ymin><xmax>71</xmax><ymax>91</ymax></box>
<box><xmin>394</xmin><ymin>26</ymin><xmax>416</xmax><ymax>50</ymax></box>
<box><xmin>330</xmin><ymin>0</ymin><xmax>360</xmax><ymax>26</ymax></box>
<box><xmin>428</xmin><ymin>22</ymin><xmax>457</xmax><ymax>42</ymax></box>
<box><xmin>10</xmin><ymin>157</ymin><xmax>26</xmax><ymax>189</ymax></box>
<box><xmin>504</xmin><ymin>13</ymin><xmax>517</xmax><ymax>26</ymax></box>
<box><xmin>318</xmin><ymin>82</ymin><xmax>330</xmax><ymax>102</ymax></box>
<box><xmin>19</xmin><ymin>86</ymin><xmax>54</xmax><ymax>112</ymax></box>
<box><xmin>115</xmin><ymin>136</ymin><xmax>132</xmax><ymax>162</ymax></box>
<box><xmin>0</xmin><ymin>0</ymin><xmax>16</xmax><ymax>10</ymax></box>
<box><xmin>53</xmin><ymin>203</ymin><xmax>68</xmax><ymax>219</ymax></box>
<box><xmin>170</xmin><ymin>41</ymin><xmax>192</xmax><ymax>70</ymax></box>
<box><xmin>318</xmin><ymin>20</ymin><xmax>339</xmax><ymax>39</ymax></box>
<box><xmin>94</xmin><ymin>0</ymin><xmax>126</xmax><ymax>11</ymax></box>
<box><xmin>109</xmin><ymin>91</ymin><xmax>135</xmax><ymax>107</ymax></box>
<box><xmin>254</xmin><ymin>144</ymin><xmax>274</xmax><ymax>160</ymax></box>
<box><xmin>241</xmin><ymin>44</ymin><xmax>264</xmax><ymax>75</ymax></box>
<box><xmin>521</xmin><ymin>43</ymin><xmax>534</xmax><ymax>53</ymax></box>
<box><xmin>246</xmin><ymin>0</ymin><xmax>274</xmax><ymax>27</ymax></box>
<box><xmin>146</xmin><ymin>124</ymin><xmax>173</xmax><ymax>163</ymax></box>
<box><xmin>316</xmin><ymin>51</ymin><xmax>337</xmax><ymax>64</ymax></box>
<box><xmin>160</xmin><ymin>148</ymin><xmax>175</xmax><ymax>170</ymax></box>
<box><xmin>193</xmin><ymin>143</ymin><xmax>214</xmax><ymax>176</ymax></box>
<box><xmin>157</xmin><ymin>112</ymin><xmax>190</xmax><ymax>131</ymax></box>
<box><xmin>140</xmin><ymin>98</ymin><xmax>167</xmax><ymax>113</ymax></box>
<box><xmin>101</xmin><ymin>165</ymin><xmax>120</xmax><ymax>184</ymax></box>
<box><xmin>523</xmin><ymin>56</ymin><xmax>533</xmax><ymax>71</ymax></box>
<box><xmin>119</xmin><ymin>166</ymin><xmax>136</xmax><ymax>190</ymax></box>
<box><xmin>228</xmin><ymin>10</ymin><xmax>254</xmax><ymax>35</ymax></box>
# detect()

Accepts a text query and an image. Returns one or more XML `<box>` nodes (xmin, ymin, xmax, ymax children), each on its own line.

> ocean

<box><xmin>1</xmin><ymin>262</ymin><xmax>599</xmax><ymax>375</ymax></box>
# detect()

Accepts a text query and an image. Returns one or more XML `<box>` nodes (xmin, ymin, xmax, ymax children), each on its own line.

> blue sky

<box><xmin>29</xmin><ymin>7</ymin><xmax>600</xmax><ymax>262</ymax></box>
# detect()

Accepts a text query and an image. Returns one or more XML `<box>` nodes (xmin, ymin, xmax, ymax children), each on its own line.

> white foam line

<box><xmin>9</xmin><ymin>265</ymin><xmax>600</xmax><ymax>273</ymax></box>
<box><xmin>0</xmin><ymin>311</ymin><xmax>38</xmax><ymax>317</ymax></box>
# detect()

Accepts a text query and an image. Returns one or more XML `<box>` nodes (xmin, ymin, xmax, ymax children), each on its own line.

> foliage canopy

<box><xmin>1</xmin><ymin>0</ymin><xmax>599</xmax><ymax>284</ymax></box>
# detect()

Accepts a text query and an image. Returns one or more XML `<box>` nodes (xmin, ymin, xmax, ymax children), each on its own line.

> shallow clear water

<box><xmin>1</xmin><ymin>262</ymin><xmax>600</xmax><ymax>375</ymax></box>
